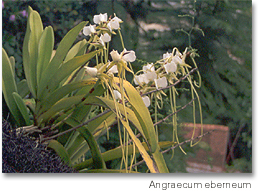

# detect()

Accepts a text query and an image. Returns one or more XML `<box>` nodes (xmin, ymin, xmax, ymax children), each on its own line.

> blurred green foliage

<box><xmin>2</xmin><ymin>0</ymin><xmax>251</xmax><ymax>172</ymax></box>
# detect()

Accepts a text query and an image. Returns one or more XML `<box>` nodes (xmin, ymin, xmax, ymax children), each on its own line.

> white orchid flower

<box><xmin>122</xmin><ymin>50</ymin><xmax>136</xmax><ymax>62</ymax></box>
<box><xmin>154</xmin><ymin>77</ymin><xmax>168</xmax><ymax>89</ymax></box>
<box><xmin>134</xmin><ymin>63</ymin><xmax>157</xmax><ymax>85</ymax></box>
<box><xmin>100</xmin><ymin>33</ymin><xmax>111</xmax><ymax>42</ymax></box>
<box><xmin>142</xmin><ymin>96</ymin><xmax>151</xmax><ymax>107</ymax></box>
<box><xmin>113</xmin><ymin>90</ymin><xmax>121</xmax><ymax>100</ymax></box>
<box><xmin>83</xmin><ymin>25</ymin><xmax>96</xmax><ymax>36</ymax></box>
<box><xmin>110</xmin><ymin>49</ymin><xmax>136</xmax><ymax>63</ymax></box>
<box><xmin>162</xmin><ymin>51</ymin><xmax>182</xmax><ymax>73</ymax></box>
<box><xmin>134</xmin><ymin>73</ymin><xmax>149</xmax><ymax>85</ymax></box>
<box><xmin>110</xmin><ymin>50</ymin><xmax>120</xmax><ymax>62</ymax></box>
<box><xmin>107</xmin><ymin>16</ymin><xmax>123</xmax><ymax>30</ymax></box>
<box><xmin>84</xmin><ymin>66</ymin><xmax>98</xmax><ymax>77</ymax></box>
<box><xmin>145</xmin><ymin>71</ymin><xmax>157</xmax><ymax>82</ymax></box>
<box><xmin>99</xmin><ymin>33</ymin><xmax>111</xmax><ymax>46</ymax></box>
<box><xmin>163</xmin><ymin>51</ymin><xmax>183</xmax><ymax>65</ymax></box>
<box><xmin>143</xmin><ymin>63</ymin><xmax>155</xmax><ymax>73</ymax></box>
<box><xmin>134</xmin><ymin>71</ymin><xmax>157</xmax><ymax>85</ymax></box>
<box><xmin>163</xmin><ymin>52</ymin><xmax>172</xmax><ymax>59</ymax></box>
<box><xmin>164</xmin><ymin>61</ymin><xmax>177</xmax><ymax>74</ymax></box>
<box><xmin>93</xmin><ymin>13</ymin><xmax>108</xmax><ymax>24</ymax></box>
<box><xmin>108</xmin><ymin>65</ymin><xmax>118</xmax><ymax>74</ymax></box>
<box><xmin>173</xmin><ymin>53</ymin><xmax>183</xmax><ymax>65</ymax></box>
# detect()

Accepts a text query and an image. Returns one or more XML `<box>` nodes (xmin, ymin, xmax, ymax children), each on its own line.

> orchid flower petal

<box><xmin>109</xmin><ymin>16</ymin><xmax>122</xmax><ymax>30</ymax></box>
<box><xmin>110</xmin><ymin>50</ymin><xmax>121</xmax><ymax>62</ymax></box>
<box><xmin>143</xmin><ymin>63</ymin><xmax>155</xmax><ymax>73</ymax></box>
<box><xmin>100</xmin><ymin>33</ymin><xmax>111</xmax><ymax>43</ymax></box>
<box><xmin>134</xmin><ymin>74</ymin><xmax>148</xmax><ymax>85</ymax></box>
<box><xmin>113</xmin><ymin>90</ymin><xmax>121</xmax><ymax>100</ymax></box>
<box><xmin>108</xmin><ymin>65</ymin><xmax>118</xmax><ymax>74</ymax></box>
<box><xmin>164</xmin><ymin>61</ymin><xmax>177</xmax><ymax>73</ymax></box>
<box><xmin>154</xmin><ymin>77</ymin><xmax>168</xmax><ymax>89</ymax></box>
<box><xmin>172</xmin><ymin>55</ymin><xmax>182</xmax><ymax>65</ymax></box>
<box><xmin>122</xmin><ymin>50</ymin><xmax>136</xmax><ymax>62</ymax></box>
<box><xmin>83</xmin><ymin>25</ymin><xmax>96</xmax><ymax>36</ymax></box>
<box><xmin>163</xmin><ymin>52</ymin><xmax>172</xmax><ymax>59</ymax></box>
<box><xmin>145</xmin><ymin>71</ymin><xmax>157</xmax><ymax>82</ymax></box>
<box><xmin>93</xmin><ymin>13</ymin><xmax>108</xmax><ymax>24</ymax></box>
<box><xmin>84</xmin><ymin>66</ymin><xmax>98</xmax><ymax>77</ymax></box>
<box><xmin>142</xmin><ymin>96</ymin><xmax>151</xmax><ymax>107</ymax></box>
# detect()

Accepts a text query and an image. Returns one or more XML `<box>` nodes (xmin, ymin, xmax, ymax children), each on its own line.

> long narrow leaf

<box><xmin>37</xmin><ymin>94</ymin><xmax>85</xmax><ymax>124</ymax></box>
<box><xmin>74</xmin><ymin>141</ymin><xmax>175</xmax><ymax>170</ymax></box>
<box><xmin>17</xmin><ymin>79</ymin><xmax>30</xmax><ymax>98</ymax></box>
<box><xmin>114</xmin><ymin>77</ymin><xmax>158</xmax><ymax>153</ymax></box>
<box><xmin>2</xmin><ymin>48</ymin><xmax>24</xmax><ymax>126</ymax></box>
<box><xmin>47</xmin><ymin>140</ymin><xmax>72</xmax><ymax>166</ymax></box>
<box><xmin>22</xmin><ymin>7</ymin><xmax>32</xmax><ymax>97</ymax></box>
<box><xmin>80</xmin><ymin>95</ymin><xmax>159</xmax><ymax>173</ymax></box>
<box><xmin>94</xmin><ymin>97</ymin><xmax>147</xmax><ymax>143</ymax></box>
<box><xmin>23</xmin><ymin>6</ymin><xmax>43</xmax><ymax>97</ymax></box>
<box><xmin>9</xmin><ymin>56</ymin><xmax>15</xmax><ymax>76</ymax></box>
<box><xmin>12</xmin><ymin>92</ymin><xmax>31</xmax><ymax>126</ymax></box>
<box><xmin>37</xmin><ymin>79</ymin><xmax>96</xmax><ymax>115</ymax></box>
<box><xmin>38</xmin><ymin>50</ymin><xmax>99</xmax><ymax>100</ymax></box>
<box><xmin>77</xmin><ymin>126</ymin><xmax>106</xmax><ymax>169</ymax></box>
<box><xmin>151</xmin><ymin>145</ymin><xmax>169</xmax><ymax>173</ymax></box>
<box><xmin>74</xmin><ymin>118</ymin><xmax>159</xmax><ymax>173</ymax></box>
<box><xmin>114</xmin><ymin>78</ymin><xmax>170</xmax><ymax>172</ymax></box>
<box><xmin>37</xmin><ymin>21</ymin><xmax>87</xmax><ymax>99</ymax></box>
<box><xmin>66</xmin><ymin>111</ymin><xmax>116</xmax><ymax>164</ymax></box>
<box><xmin>64</xmin><ymin>39</ymin><xmax>87</xmax><ymax>63</ymax></box>
<box><xmin>37</xmin><ymin>26</ymin><xmax>54</xmax><ymax>85</ymax></box>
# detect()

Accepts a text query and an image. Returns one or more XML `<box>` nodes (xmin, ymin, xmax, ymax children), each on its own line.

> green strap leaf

<box><xmin>80</xmin><ymin>96</ymin><xmax>158</xmax><ymax>173</ymax></box>
<box><xmin>74</xmin><ymin>118</ymin><xmax>158</xmax><ymax>173</ymax></box>
<box><xmin>47</xmin><ymin>139</ymin><xmax>72</xmax><ymax>166</ymax></box>
<box><xmin>37</xmin><ymin>78</ymin><xmax>103</xmax><ymax>124</ymax></box>
<box><xmin>12</xmin><ymin>92</ymin><xmax>32</xmax><ymax>126</ymax></box>
<box><xmin>77</xmin><ymin>126</ymin><xmax>106</xmax><ymax>169</ymax></box>
<box><xmin>65</xmin><ymin>111</ymin><xmax>116</xmax><ymax>164</ymax></box>
<box><xmin>113</xmin><ymin>77</ymin><xmax>169</xmax><ymax>173</ymax></box>
<box><xmin>9</xmin><ymin>56</ymin><xmax>15</xmax><ymax>76</ymax></box>
<box><xmin>36</xmin><ymin>79</ymin><xmax>96</xmax><ymax>115</ymax></box>
<box><xmin>114</xmin><ymin>77</ymin><xmax>158</xmax><ymax>153</ymax></box>
<box><xmin>64</xmin><ymin>39</ymin><xmax>87</xmax><ymax>63</ymax></box>
<box><xmin>2</xmin><ymin>48</ymin><xmax>24</xmax><ymax>126</ymax></box>
<box><xmin>22</xmin><ymin>6</ymin><xmax>43</xmax><ymax>98</ymax></box>
<box><xmin>37</xmin><ymin>94</ymin><xmax>85</xmax><ymax>124</ymax></box>
<box><xmin>38</xmin><ymin>50</ymin><xmax>99</xmax><ymax>101</ymax></box>
<box><xmin>74</xmin><ymin>141</ymin><xmax>175</xmax><ymax>171</ymax></box>
<box><xmin>37</xmin><ymin>26</ymin><xmax>54</xmax><ymax>85</ymax></box>
<box><xmin>37</xmin><ymin>21</ymin><xmax>88</xmax><ymax>99</ymax></box>
<box><xmin>91</xmin><ymin>96</ymin><xmax>148</xmax><ymax>144</ymax></box>
<box><xmin>65</xmin><ymin>131</ymin><xmax>86</xmax><ymax>157</ymax></box>
<box><xmin>17</xmin><ymin>79</ymin><xmax>30</xmax><ymax>98</ymax></box>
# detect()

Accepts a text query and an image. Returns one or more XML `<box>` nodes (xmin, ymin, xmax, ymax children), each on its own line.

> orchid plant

<box><xmin>2</xmin><ymin>7</ymin><xmax>203</xmax><ymax>173</ymax></box>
